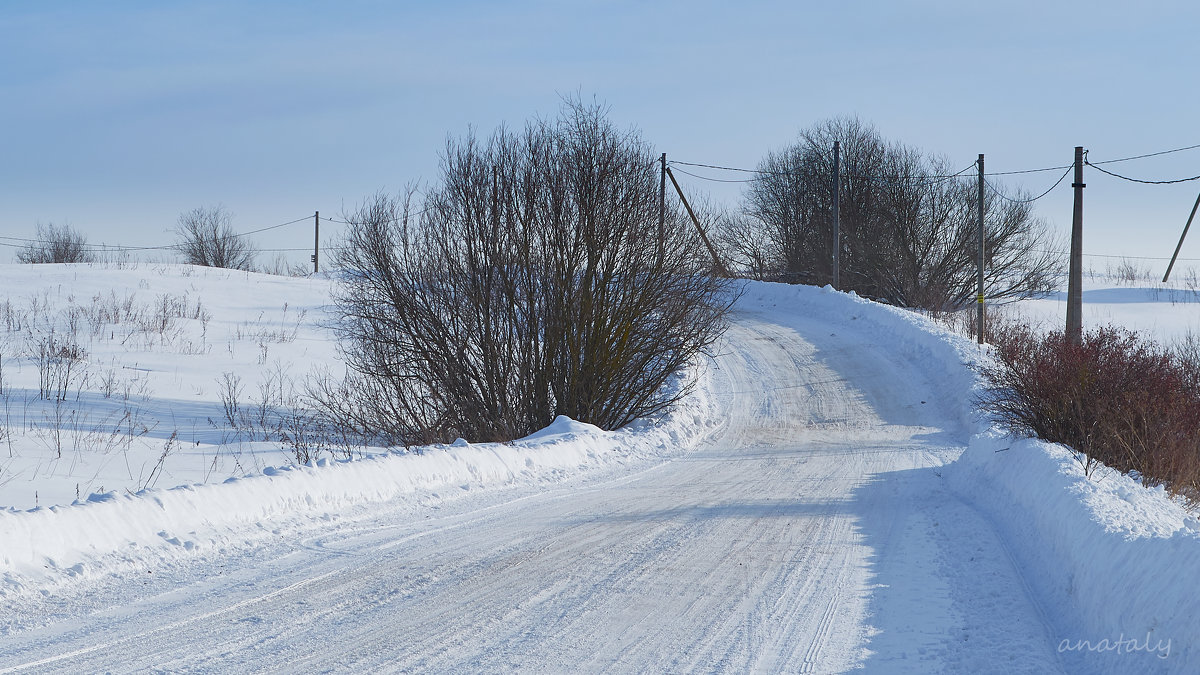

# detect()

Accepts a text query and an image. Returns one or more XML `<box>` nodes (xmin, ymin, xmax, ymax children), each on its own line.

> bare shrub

<box><xmin>261</xmin><ymin>253</ymin><xmax>311</xmax><ymax>277</ymax></box>
<box><xmin>1107</xmin><ymin>257</ymin><xmax>1153</xmax><ymax>285</ymax></box>
<box><xmin>32</xmin><ymin>332</ymin><xmax>87</xmax><ymax>401</ymax></box>
<box><xmin>326</xmin><ymin>98</ymin><xmax>734</xmax><ymax>445</ymax></box>
<box><xmin>980</xmin><ymin>324</ymin><xmax>1200</xmax><ymax>503</ymax></box>
<box><xmin>218</xmin><ymin>372</ymin><xmax>243</xmax><ymax>427</ymax></box>
<box><xmin>175</xmin><ymin>205</ymin><xmax>257</xmax><ymax>270</ymax></box>
<box><xmin>17</xmin><ymin>222</ymin><xmax>97</xmax><ymax>264</ymax></box>
<box><xmin>140</xmin><ymin>431</ymin><xmax>178</xmax><ymax>491</ymax></box>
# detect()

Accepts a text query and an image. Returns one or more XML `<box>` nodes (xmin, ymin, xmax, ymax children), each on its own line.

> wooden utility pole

<box><xmin>1066</xmin><ymin>146</ymin><xmax>1085</xmax><ymax>344</ymax></box>
<box><xmin>1163</xmin><ymin>191</ymin><xmax>1200</xmax><ymax>282</ymax></box>
<box><xmin>977</xmin><ymin>154</ymin><xmax>985</xmax><ymax>345</ymax></box>
<box><xmin>312</xmin><ymin>211</ymin><xmax>319</xmax><ymax>274</ymax></box>
<box><xmin>832</xmin><ymin>141</ymin><xmax>841</xmax><ymax>289</ymax></box>
<box><xmin>659</xmin><ymin>153</ymin><xmax>667</xmax><ymax>268</ymax></box>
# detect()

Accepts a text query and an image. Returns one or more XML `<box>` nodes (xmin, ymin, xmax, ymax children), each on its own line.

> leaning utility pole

<box><xmin>977</xmin><ymin>154</ymin><xmax>985</xmax><ymax>345</ymax></box>
<box><xmin>1163</xmin><ymin>190</ymin><xmax>1200</xmax><ymax>282</ymax></box>
<box><xmin>1066</xmin><ymin>146</ymin><xmax>1085</xmax><ymax>344</ymax></box>
<box><xmin>832</xmin><ymin>140</ymin><xmax>841</xmax><ymax>290</ymax></box>
<box><xmin>665</xmin><ymin>166</ymin><xmax>731</xmax><ymax>277</ymax></box>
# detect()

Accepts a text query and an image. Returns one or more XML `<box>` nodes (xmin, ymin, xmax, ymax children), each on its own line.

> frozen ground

<box><xmin>0</xmin><ymin>264</ymin><xmax>1197</xmax><ymax>672</ymax></box>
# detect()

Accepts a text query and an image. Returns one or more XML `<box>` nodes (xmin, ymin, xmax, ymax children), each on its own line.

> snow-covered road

<box><xmin>1</xmin><ymin>308</ymin><xmax>1066</xmax><ymax>673</ymax></box>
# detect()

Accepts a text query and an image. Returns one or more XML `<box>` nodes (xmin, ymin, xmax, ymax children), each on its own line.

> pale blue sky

<box><xmin>3</xmin><ymin>1</ymin><xmax>1199</xmax><ymax>269</ymax></box>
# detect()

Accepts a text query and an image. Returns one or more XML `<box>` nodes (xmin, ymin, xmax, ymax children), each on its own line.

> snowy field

<box><xmin>0</xmin><ymin>262</ymin><xmax>1198</xmax><ymax>672</ymax></box>
<box><xmin>1002</xmin><ymin>263</ymin><xmax>1200</xmax><ymax>345</ymax></box>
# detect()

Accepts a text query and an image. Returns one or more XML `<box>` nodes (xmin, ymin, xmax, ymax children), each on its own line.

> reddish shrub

<box><xmin>980</xmin><ymin>325</ymin><xmax>1200</xmax><ymax>504</ymax></box>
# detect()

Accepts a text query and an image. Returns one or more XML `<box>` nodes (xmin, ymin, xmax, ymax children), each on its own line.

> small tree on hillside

<box><xmin>17</xmin><ymin>222</ymin><xmax>96</xmax><ymax>264</ymax></box>
<box><xmin>175</xmin><ymin>205</ymin><xmax>257</xmax><ymax>270</ymax></box>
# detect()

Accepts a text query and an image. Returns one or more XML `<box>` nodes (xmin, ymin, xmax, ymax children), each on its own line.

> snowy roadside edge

<box><xmin>742</xmin><ymin>281</ymin><xmax>1200</xmax><ymax>667</ymax></box>
<box><xmin>0</xmin><ymin>356</ymin><xmax>721</xmax><ymax>596</ymax></box>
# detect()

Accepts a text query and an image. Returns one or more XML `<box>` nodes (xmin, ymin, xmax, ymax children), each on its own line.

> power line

<box><xmin>233</xmin><ymin>215</ymin><xmax>313</xmax><ymax>237</ymax></box>
<box><xmin>672</xmin><ymin>139</ymin><xmax>1199</xmax><ymax>181</ymax></box>
<box><xmin>324</xmin><ymin>202</ymin><xmax>437</xmax><ymax>226</ymax></box>
<box><xmin>1088</xmin><ymin>142</ymin><xmax>1200</xmax><ymax>166</ymax></box>
<box><xmin>983</xmin><ymin>163</ymin><xmax>1074</xmax><ymax>176</ymax></box>
<box><xmin>3</xmin><ymin>214</ymin><xmax>316</xmax><ymax>254</ymax></box>
<box><xmin>668</xmin><ymin>166</ymin><xmax>757</xmax><ymax>184</ymax></box>
<box><xmin>1032</xmin><ymin>248</ymin><xmax>1200</xmax><ymax>262</ymax></box>
<box><xmin>670</xmin><ymin>158</ymin><xmax>977</xmax><ymax>182</ymax></box>
<box><xmin>670</xmin><ymin>160</ymin><xmax>760</xmax><ymax>174</ymax></box>
<box><xmin>1084</xmin><ymin>160</ymin><xmax>1200</xmax><ymax>185</ymax></box>
<box><xmin>0</xmin><ymin>236</ymin><xmax>175</xmax><ymax>253</ymax></box>
<box><xmin>985</xmin><ymin>165</ymin><xmax>1074</xmax><ymax>204</ymax></box>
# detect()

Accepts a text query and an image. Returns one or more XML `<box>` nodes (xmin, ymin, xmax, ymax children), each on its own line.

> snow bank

<box><xmin>0</xmin><ymin>361</ymin><xmax>718</xmax><ymax>596</ymax></box>
<box><xmin>955</xmin><ymin>434</ymin><xmax>1200</xmax><ymax>667</ymax></box>
<box><xmin>0</xmin><ymin>263</ymin><xmax>721</xmax><ymax>595</ymax></box>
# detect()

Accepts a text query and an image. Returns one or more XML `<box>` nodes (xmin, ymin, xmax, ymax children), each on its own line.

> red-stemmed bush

<box><xmin>980</xmin><ymin>324</ymin><xmax>1200</xmax><ymax>505</ymax></box>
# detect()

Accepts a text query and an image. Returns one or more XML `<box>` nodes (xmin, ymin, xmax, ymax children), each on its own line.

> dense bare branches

<box><xmin>980</xmin><ymin>325</ymin><xmax>1200</xmax><ymax>503</ymax></box>
<box><xmin>174</xmin><ymin>205</ymin><xmax>257</xmax><ymax>270</ymax></box>
<box><xmin>737</xmin><ymin>118</ymin><xmax>1062</xmax><ymax>310</ymax></box>
<box><xmin>17</xmin><ymin>222</ymin><xmax>96</xmax><ymax>264</ymax></box>
<box><xmin>327</xmin><ymin>100</ymin><xmax>734</xmax><ymax>445</ymax></box>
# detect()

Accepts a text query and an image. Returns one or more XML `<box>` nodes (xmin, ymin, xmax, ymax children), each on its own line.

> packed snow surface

<box><xmin>0</xmin><ymin>264</ymin><xmax>1197</xmax><ymax>672</ymax></box>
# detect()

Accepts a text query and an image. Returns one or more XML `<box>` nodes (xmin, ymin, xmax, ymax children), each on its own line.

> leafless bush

<box><xmin>91</xmin><ymin>245</ymin><xmax>136</xmax><ymax>269</ymax></box>
<box><xmin>980</xmin><ymin>324</ymin><xmax>1200</xmax><ymax>504</ymax></box>
<box><xmin>218</xmin><ymin>372</ymin><xmax>243</xmax><ymax>427</ymax></box>
<box><xmin>234</xmin><ymin>306</ymin><xmax>303</xmax><ymax>344</ymax></box>
<box><xmin>1106</xmin><ymin>257</ymin><xmax>1153</xmax><ymax>285</ymax></box>
<box><xmin>140</xmin><ymin>431</ymin><xmax>178</xmax><ymax>491</ymax></box>
<box><xmin>261</xmin><ymin>253</ymin><xmax>311</xmax><ymax>277</ymax></box>
<box><xmin>175</xmin><ymin>205</ymin><xmax>257</xmax><ymax>270</ymax></box>
<box><xmin>212</xmin><ymin>367</ymin><xmax>350</xmax><ymax>464</ymax></box>
<box><xmin>32</xmin><ymin>332</ymin><xmax>87</xmax><ymax>401</ymax></box>
<box><xmin>325</xmin><ymin>98</ymin><xmax>734</xmax><ymax>445</ymax></box>
<box><xmin>17</xmin><ymin>222</ymin><xmax>97</xmax><ymax>264</ymax></box>
<box><xmin>0</xmin><ymin>300</ymin><xmax>24</xmax><ymax>332</ymax></box>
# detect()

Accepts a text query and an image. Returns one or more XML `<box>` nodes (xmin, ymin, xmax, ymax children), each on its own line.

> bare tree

<box><xmin>17</xmin><ymin>222</ymin><xmax>96</xmax><ymax>264</ymax></box>
<box><xmin>738</xmin><ymin>117</ymin><xmax>1062</xmax><ymax>309</ymax></box>
<box><xmin>174</xmin><ymin>205</ymin><xmax>256</xmax><ymax>270</ymax></box>
<box><xmin>324</xmin><ymin>99</ymin><xmax>735</xmax><ymax>445</ymax></box>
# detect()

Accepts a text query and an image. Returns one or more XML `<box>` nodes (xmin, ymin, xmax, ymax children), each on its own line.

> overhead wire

<box><xmin>670</xmin><ymin>158</ymin><xmax>978</xmax><ymax>183</ymax></box>
<box><xmin>985</xmin><ymin>164</ymin><xmax>1074</xmax><ymax>204</ymax></box>
<box><xmin>1084</xmin><ymin>161</ymin><xmax>1200</xmax><ymax>185</ymax></box>
<box><xmin>667</xmin><ymin>166</ymin><xmax>758</xmax><ymax>184</ymax></box>
<box><xmin>1088</xmin><ymin>142</ymin><xmax>1200</xmax><ymax>166</ymax></box>
<box><xmin>6</xmin><ymin>141</ymin><xmax>1200</xmax><ymax>260</ymax></box>
<box><xmin>2</xmin><ymin>214</ymin><xmax>316</xmax><ymax>254</ymax></box>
